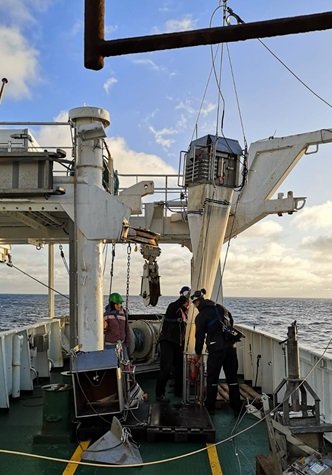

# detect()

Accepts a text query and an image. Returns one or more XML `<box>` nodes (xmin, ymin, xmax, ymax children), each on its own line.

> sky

<box><xmin>0</xmin><ymin>0</ymin><xmax>332</xmax><ymax>299</ymax></box>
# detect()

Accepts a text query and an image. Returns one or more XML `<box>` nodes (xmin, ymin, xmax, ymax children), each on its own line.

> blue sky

<box><xmin>0</xmin><ymin>0</ymin><xmax>332</xmax><ymax>298</ymax></box>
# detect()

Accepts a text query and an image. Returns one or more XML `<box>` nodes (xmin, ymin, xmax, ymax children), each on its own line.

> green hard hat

<box><xmin>109</xmin><ymin>292</ymin><xmax>123</xmax><ymax>304</ymax></box>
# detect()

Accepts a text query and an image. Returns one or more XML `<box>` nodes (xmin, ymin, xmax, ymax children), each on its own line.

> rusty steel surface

<box><xmin>84</xmin><ymin>4</ymin><xmax>332</xmax><ymax>70</ymax></box>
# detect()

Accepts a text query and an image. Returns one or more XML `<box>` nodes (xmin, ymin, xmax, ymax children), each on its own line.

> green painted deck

<box><xmin>0</xmin><ymin>370</ymin><xmax>271</xmax><ymax>475</ymax></box>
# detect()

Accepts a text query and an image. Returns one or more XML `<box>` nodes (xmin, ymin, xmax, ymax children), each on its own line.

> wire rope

<box><xmin>6</xmin><ymin>260</ymin><xmax>69</xmax><ymax>300</ymax></box>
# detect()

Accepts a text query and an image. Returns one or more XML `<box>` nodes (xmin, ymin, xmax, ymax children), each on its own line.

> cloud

<box><xmin>148</xmin><ymin>125</ymin><xmax>177</xmax><ymax>149</ymax></box>
<box><xmin>107</xmin><ymin>136</ymin><xmax>176</xmax><ymax>175</ymax></box>
<box><xmin>165</xmin><ymin>16</ymin><xmax>198</xmax><ymax>33</ymax></box>
<box><xmin>220</xmin><ymin>205</ymin><xmax>332</xmax><ymax>297</ymax></box>
<box><xmin>103</xmin><ymin>76</ymin><xmax>118</xmax><ymax>94</ymax></box>
<box><xmin>133</xmin><ymin>59</ymin><xmax>162</xmax><ymax>72</ymax></box>
<box><xmin>0</xmin><ymin>26</ymin><xmax>40</xmax><ymax>99</ymax></box>
<box><xmin>175</xmin><ymin>100</ymin><xmax>196</xmax><ymax>116</ymax></box>
<box><xmin>70</xmin><ymin>20</ymin><xmax>83</xmax><ymax>37</ymax></box>
<box><xmin>200</xmin><ymin>102</ymin><xmax>217</xmax><ymax>117</ymax></box>
<box><xmin>152</xmin><ymin>15</ymin><xmax>198</xmax><ymax>34</ymax></box>
<box><xmin>293</xmin><ymin>201</ymin><xmax>332</xmax><ymax>230</ymax></box>
<box><xmin>0</xmin><ymin>0</ymin><xmax>53</xmax><ymax>26</ymax></box>
<box><xmin>302</xmin><ymin>234</ymin><xmax>332</xmax><ymax>257</ymax></box>
<box><xmin>222</xmin><ymin>242</ymin><xmax>331</xmax><ymax>298</ymax></box>
<box><xmin>105</xmin><ymin>24</ymin><xmax>118</xmax><ymax>36</ymax></box>
<box><xmin>238</xmin><ymin>220</ymin><xmax>284</xmax><ymax>242</ymax></box>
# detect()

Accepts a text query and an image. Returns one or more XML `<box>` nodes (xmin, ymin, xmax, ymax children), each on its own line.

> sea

<box><xmin>0</xmin><ymin>294</ymin><xmax>331</xmax><ymax>353</ymax></box>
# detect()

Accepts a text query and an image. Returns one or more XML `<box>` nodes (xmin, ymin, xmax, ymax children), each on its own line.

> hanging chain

<box><xmin>59</xmin><ymin>244</ymin><xmax>69</xmax><ymax>274</ymax></box>
<box><xmin>109</xmin><ymin>243</ymin><xmax>116</xmax><ymax>295</ymax></box>
<box><xmin>125</xmin><ymin>243</ymin><xmax>131</xmax><ymax>315</ymax></box>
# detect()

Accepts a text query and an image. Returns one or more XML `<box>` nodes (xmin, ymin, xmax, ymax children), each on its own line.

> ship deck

<box><xmin>0</xmin><ymin>369</ymin><xmax>271</xmax><ymax>475</ymax></box>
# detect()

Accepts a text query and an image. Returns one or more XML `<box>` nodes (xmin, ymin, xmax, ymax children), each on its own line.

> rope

<box><xmin>2</xmin><ymin>335</ymin><xmax>332</xmax><ymax>467</ymax></box>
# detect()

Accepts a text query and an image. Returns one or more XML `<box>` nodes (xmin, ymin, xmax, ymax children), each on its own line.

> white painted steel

<box><xmin>69</xmin><ymin>107</ymin><xmax>112</xmax><ymax>352</ymax></box>
<box><xmin>12</xmin><ymin>334</ymin><xmax>23</xmax><ymax>398</ymax></box>
<box><xmin>0</xmin><ymin>319</ymin><xmax>65</xmax><ymax>409</ymax></box>
<box><xmin>236</xmin><ymin>324</ymin><xmax>332</xmax><ymax>425</ymax></box>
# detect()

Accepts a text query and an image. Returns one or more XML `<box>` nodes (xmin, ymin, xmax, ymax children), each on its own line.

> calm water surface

<box><xmin>0</xmin><ymin>294</ymin><xmax>331</xmax><ymax>352</ymax></box>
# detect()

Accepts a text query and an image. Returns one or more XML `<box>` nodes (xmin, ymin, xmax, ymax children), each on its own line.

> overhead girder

<box><xmin>84</xmin><ymin>1</ymin><xmax>332</xmax><ymax>70</ymax></box>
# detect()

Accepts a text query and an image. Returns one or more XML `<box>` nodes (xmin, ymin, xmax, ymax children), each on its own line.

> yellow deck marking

<box><xmin>207</xmin><ymin>442</ymin><xmax>223</xmax><ymax>475</ymax></box>
<box><xmin>62</xmin><ymin>440</ymin><xmax>91</xmax><ymax>475</ymax></box>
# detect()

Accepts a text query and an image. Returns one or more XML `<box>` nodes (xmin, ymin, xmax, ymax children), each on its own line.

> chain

<box><xmin>125</xmin><ymin>243</ymin><xmax>131</xmax><ymax>315</ymax></box>
<box><xmin>109</xmin><ymin>243</ymin><xmax>116</xmax><ymax>294</ymax></box>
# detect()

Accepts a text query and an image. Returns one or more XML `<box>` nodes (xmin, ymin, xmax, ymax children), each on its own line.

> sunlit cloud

<box><xmin>107</xmin><ymin>136</ymin><xmax>176</xmax><ymax>175</ymax></box>
<box><xmin>238</xmin><ymin>220</ymin><xmax>284</xmax><ymax>242</ymax></box>
<box><xmin>200</xmin><ymin>102</ymin><xmax>217</xmax><ymax>117</ymax></box>
<box><xmin>293</xmin><ymin>201</ymin><xmax>332</xmax><ymax>230</ymax></box>
<box><xmin>0</xmin><ymin>26</ymin><xmax>40</xmax><ymax>99</ymax></box>
<box><xmin>105</xmin><ymin>24</ymin><xmax>118</xmax><ymax>36</ymax></box>
<box><xmin>133</xmin><ymin>59</ymin><xmax>162</xmax><ymax>72</ymax></box>
<box><xmin>164</xmin><ymin>16</ymin><xmax>198</xmax><ymax>33</ymax></box>
<box><xmin>103</xmin><ymin>77</ymin><xmax>118</xmax><ymax>94</ymax></box>
<box><xmin>152</xmin><ymin>15</ymin><xmax>198</xmax><ymax>34</ymax></box>
<box><xmin>70</xmin><ymin>20</ymin><xmax>83</xmax><ymax>36</ymax></box>
<box><xmin>148</xmin><ymin>125</ymin><xmax>177</xmax><ymax>148</ymax></box>
<box><xmin>175</xmin><ymin>100</ymin><xmax>196</xmax><ymax>115</ymax></box>
<box><xmin>0</xmin><ymin>0</ymin><xmax>54</xmax><ymax>26</ymax></box>
<box><xmin>302</xmin><ymin>234</ymin><xmax>332</xmax><ymax>256</ymax></box>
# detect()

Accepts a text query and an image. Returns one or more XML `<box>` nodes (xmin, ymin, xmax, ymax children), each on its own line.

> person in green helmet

<box><xmin>104</xmin><ymin>292</ymin><xmax>131</xmax><ymax>355</ymax></box>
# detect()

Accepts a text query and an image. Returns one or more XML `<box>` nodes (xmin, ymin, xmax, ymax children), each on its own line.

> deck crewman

<box><xmin>155</xmin><ymin>286</ymin><xmax>190</xmax><ymax>402</ymax></box>
<box><xmin>192</xmin><ymin>289</ymin><xmax>243</xmax><ymax>415</ymax></box>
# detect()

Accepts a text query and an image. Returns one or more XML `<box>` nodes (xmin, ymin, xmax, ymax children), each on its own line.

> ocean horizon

<box><xmin>0</xmin><ymin>294</ymin><xmax>331</xmax><ymax>353</ymax></box>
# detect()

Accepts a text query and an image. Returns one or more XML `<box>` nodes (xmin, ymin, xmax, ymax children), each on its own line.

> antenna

<box><xmin>0</xmin><ymin>78</ymin><xmax>8</xmax><ymax>104</ymax></box>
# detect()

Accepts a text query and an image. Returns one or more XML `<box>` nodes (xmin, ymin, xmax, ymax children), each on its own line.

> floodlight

<box><xmin>77</xmin><ymin>122</ymin><xmax>106</xmax><ymax>141</ymax></box>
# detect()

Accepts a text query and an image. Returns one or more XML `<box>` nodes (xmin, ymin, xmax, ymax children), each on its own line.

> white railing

<box><xmin>0</xmin><ymin>318</ymin><xmax>66</xmax><ymax>409</ymax></box>
<box><xmin>236</xmin><ymin>324</ymin><xmax>332</xmax><ymax>426</ymax></box>
<box><xmin>117</xmin><ymin>173</ymin><xmax>187</xmax><ymax>215</ymax></box>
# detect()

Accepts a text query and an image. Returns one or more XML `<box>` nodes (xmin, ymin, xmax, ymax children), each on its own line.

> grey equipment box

<box><xmin>71</xmin><ymin>350</ymin><xmax>124</xmax><ymax>419</ymax></box>
<box><xmin>0</xmin><ymin>128</ymin><xmax>66</xmax><ymax>197</ymax></box>
<box><xmin>0</xmin><ymin>150</ymin><xmax>54</xmax><ymax>197</ymax></box>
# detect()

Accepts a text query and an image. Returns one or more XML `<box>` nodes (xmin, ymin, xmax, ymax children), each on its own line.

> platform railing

<box><xmin>117</xmin><ymin>172</ymin><xmax>187</xmax><ymax>217</ymax></box>
<box><xmin>236</xmin><ymin>323</ymin><xmax>332</xmax><ymax>431</ymax></box>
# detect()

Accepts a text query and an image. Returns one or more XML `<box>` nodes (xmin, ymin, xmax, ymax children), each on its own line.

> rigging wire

<box><xmin>257</xmin><ymin>38</ymin><xmax>332</xmax><ymax>110</ymax></box>
<box><xmin>59</xmin><ymin>244</ymin><xmax>69</xmax><ymax>274</ymax></box>
<box><xmin>6</xmin><ymin>258</ymin><xmax>69</xmax><ymax>300</ymax></box>
<box><xmin>225</xmin><ymin>5</ymin><xmax>332</xmax><ymax>110</ymax></box>
<box><xmin>226</xmin><ymin>43</ymin><xmax>248</xmax><ymax>151</ymax></box>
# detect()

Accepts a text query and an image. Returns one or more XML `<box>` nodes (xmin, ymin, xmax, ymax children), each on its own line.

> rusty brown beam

<box><xmin>85</xmin><ymin>0</ymin><xmax>105</xmax><ymax>70</ymax></box>
<box><xmin>84</xmin><ymin>2</ymin><xmax>332</xmax><ymax>70</ymax></box>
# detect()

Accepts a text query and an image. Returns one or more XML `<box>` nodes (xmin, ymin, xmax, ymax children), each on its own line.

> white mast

<box><xmin>69</xmin><ymin>106</ymin><xmax>110</xmax><ymax>352</ymax></box>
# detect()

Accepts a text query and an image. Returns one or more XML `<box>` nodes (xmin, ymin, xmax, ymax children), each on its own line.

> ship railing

<box><xmin>0</xmin><ymin>120</ymin><xmax>75</xmax><ymax>177</ymax></box>
<box><xmin>0</xmin><ymin>316</ymin><xmax>67</xmax><ymax>410</ymax></box>
<box><xmin>235</xmin><ymin>323</ymin><xmax>332</xmax><ymax>440</ymax></box>
<box><xmin>117</xmin><ymin>172</ymin><xmax>187</xmax><ymax>216</ymax></box>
